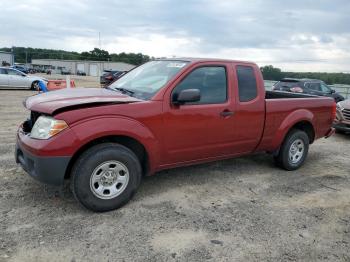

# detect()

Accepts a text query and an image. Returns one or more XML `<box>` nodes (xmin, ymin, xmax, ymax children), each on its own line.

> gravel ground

<box><xmin>0</xmin><ymin>90</ymin><xmax>349</xmax><ymax>262</ymax></box>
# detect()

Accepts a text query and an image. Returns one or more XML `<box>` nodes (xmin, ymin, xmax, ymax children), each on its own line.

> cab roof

<box><xmin>281</xmin><ymin>78</ymin><xmax>323</xmax><ymax>83</ymax></box>
<box><xmin>156</xmin><ymin>57</ymin><xmax>256</xmax><ymax>65</ymax></box>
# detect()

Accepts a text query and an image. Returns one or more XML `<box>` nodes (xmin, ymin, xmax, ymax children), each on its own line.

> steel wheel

<box><xmin>90</xmin><ymin>160</ymin><xmax>129</xmax><ymax>200</ymax></box>
<box><xmin>274</xmin><ymin>129</ymin><xmax>309</xmax><ymax>171</ymax></box>
<box><xmin>288</xmin><ymin>138</ymin><xmax>305</xmax><ymax>164</ymax></box>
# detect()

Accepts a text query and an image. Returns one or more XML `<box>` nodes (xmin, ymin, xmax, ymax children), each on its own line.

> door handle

<box><xmin>220</xmin><ymin>110</ymin><xmax>234</xmax><ymax>117</ymax></box>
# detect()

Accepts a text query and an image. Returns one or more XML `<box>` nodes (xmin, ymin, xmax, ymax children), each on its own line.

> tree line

<box><xmin>0</xmin><ymin>47</ymin><xmax>151</xmax><ymax>65</ymax></box>
<box><xmin>2</xmin><ymin>47</ymin><xmax>350</xmax><ymax>84</ymax></box>
<box><xmin>260</xmin><ymin>65</ymin><xmax>350</xmax><ymax>85</ymax></box>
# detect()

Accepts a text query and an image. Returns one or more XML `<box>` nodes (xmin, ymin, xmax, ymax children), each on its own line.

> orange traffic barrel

<box><xmin>46</xmin><ymin>80</ymin><xmax>76</xmax><ymax>91</ymax></box>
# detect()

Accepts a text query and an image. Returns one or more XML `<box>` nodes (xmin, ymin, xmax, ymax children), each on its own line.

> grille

<box><xmin>30</xmin><ymin>111</ymin><xmax>41</xmax><ymax>126</ymax></box>
<box><xmin>343</xmin><ymin>109</ymin><xmax>350</xmax><ymax>121</ymax></box>
<box><xmin>23</xmin><ymin>111</ymin><xmax>41</xmax><ymax>133</ymax></box>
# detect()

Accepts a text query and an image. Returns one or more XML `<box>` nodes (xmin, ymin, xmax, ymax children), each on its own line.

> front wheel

<box><xmin>274</xmin><ymin>129</ymin><xmax>309</xmax><ymax>171</ymax></box>
<box><xmin>71</xmin><ymin>143</ymin><xmax>142</xmax><ymax>212</ymax></box>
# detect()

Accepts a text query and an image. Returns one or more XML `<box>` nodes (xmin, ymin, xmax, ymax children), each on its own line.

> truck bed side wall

<box><xmin>257</xmin><ymin>97</ymin><xmax>334</xmax><ymax>152</ymax></box>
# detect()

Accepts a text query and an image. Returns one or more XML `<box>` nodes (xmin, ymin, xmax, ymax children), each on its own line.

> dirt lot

<box><xmin>0</xmin><ymin>89</ymin><xmax>349</xmax><ymax>262</ymax></box>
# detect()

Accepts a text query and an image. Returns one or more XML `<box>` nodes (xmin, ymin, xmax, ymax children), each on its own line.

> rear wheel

<box><xmin>274</xmin><ymin>129</ymin><xmax>309</xmax><ymax>170</ymax></box>
<box><xmin>70</xmin><ymin>143</ymin><xmax>142</xmax><ymax>212</ymax></box>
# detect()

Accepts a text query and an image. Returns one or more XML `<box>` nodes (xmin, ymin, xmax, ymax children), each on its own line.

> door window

<box><xmin>8</xmin><ymin>69</ymin><xmax>23</xmax><ymax>76</ymax></box>
<box><xmin>172</xmin><ymin>66</ymin><xmax>227</xmax><ymax>104</ymax></box>
<box><xmin>0</xmin><ymin>68</ymin><xmax>7</xmax><ymax>74</ymax></box>
<box><xmin>320</xmin><ymin>83</ymin><xmax>331</xmax><ymax>93</ymax></box>
<box><xmin>307</xmin><ymin>83</ymin><xmax>321</xmax><ymax>91</ymax></box>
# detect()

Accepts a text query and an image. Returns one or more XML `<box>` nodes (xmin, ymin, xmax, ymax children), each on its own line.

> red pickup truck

<box><xmin>16</xmin><ymin>58</ymin><xmax>336</xmax><ymax>212</ymax></box>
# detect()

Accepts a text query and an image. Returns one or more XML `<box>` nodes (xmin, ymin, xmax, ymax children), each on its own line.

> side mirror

<box><xmin>173</xmin><ymin>89</ymin><xmax>201</xmax><ymax>105</ymax></box>
<box><xmin>330</xmin><ymin>89</ymin><xmax>335</xmax><ymax>94</ymax></box>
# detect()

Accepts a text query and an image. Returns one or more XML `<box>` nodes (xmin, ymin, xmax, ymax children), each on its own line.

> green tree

<box><xmin>110</xmin><ymin>52</ymin><xmax>150</xmax><ymax>65</ymax></box>
<box><xmin>260</xmin><ymin>65</ymin><xmax>283</xmax><ymax>80</ymax></box>
<box><xmin>81</xmin><ymin>48</ymin><xmax>111</xmax><ymax>61</ymax></box>
<box><xmin>0</xmin><ymin>46</ymin><xmax>150</xmax><ymax>65</ymax></box>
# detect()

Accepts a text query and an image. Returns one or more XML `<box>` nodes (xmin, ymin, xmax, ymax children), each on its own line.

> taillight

<box><xmin>106</xmin><ymin>75</ymin><xmax>113</xmax><ymax>80</ymax></box>
<box><xmin>290</xmin><ymin>87</ymin><xmax>303</xmax><ymax>93</ymax></box>
<box><xmin>331</xmin><ymin>102</ymin><xmax>337</xmax><ymax>121</ymax></box>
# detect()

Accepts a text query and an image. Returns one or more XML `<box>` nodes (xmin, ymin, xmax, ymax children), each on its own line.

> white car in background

<box><xmin>0</xmin><ymin>67</ymin><xmax>47</xmax><ymax>90</ymax></box>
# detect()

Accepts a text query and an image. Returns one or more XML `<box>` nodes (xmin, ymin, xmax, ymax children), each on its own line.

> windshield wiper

<box><xmin>112</xmin><ymin>87</ymin><xmax>135</xmax><ymax>96</ymax></box>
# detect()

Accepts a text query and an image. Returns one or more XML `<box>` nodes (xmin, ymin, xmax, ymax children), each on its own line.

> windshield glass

<box><xmin>109</xmin><ymin>60</ymin><xmax>189</xmax><ymax>99</ymax></box>
<box><xmin>274</xmin><ymin>81</ymin><xmax>300</xmax><ymax>88</ymax></box>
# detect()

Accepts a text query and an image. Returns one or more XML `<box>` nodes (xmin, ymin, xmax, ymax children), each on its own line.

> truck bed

<box><xmin>265</xmin><ymin>90</ymin><xmax>319</xmax><ymax>99</ymax></box>
<box><xmin>257</xmin><ymin>91</ymin><xmax>335</xmax><ymax>152</ymax></box>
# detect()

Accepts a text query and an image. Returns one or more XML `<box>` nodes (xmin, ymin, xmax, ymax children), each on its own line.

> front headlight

<box><xmin>30</xmin><ymin>116</ymin><xmax>68</xmax><ymax>139</ymax></box>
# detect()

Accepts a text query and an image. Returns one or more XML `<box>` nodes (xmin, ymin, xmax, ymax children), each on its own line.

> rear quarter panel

<box><xmin>257</xmin><ymin>97</ymin><xmax>334</xmax><ymax>152</ymax></box>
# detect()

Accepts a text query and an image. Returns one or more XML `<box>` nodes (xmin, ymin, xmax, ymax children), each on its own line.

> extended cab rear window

<box><xmin>236</xmin><ymin>65</ymin><xmax>257</xmax><ymax>102</ymax></box>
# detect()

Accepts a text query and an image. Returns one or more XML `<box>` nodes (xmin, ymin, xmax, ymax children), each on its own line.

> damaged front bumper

<box><xmin>15</xmin><ymin>123</ymin><xmax>72</xmax><ymax>186</ymax></box>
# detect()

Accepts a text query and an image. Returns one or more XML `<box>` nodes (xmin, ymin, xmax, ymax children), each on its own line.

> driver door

<box><xmin>161</xmin><ymin>63</ymin><xmax>237</xmax><ymax>165</ymax></box>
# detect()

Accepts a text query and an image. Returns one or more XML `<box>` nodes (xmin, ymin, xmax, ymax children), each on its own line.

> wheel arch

<box><xmin>64</xmin><ymin>135</ymin><xmax>150</xmax><ymax>180</ymax></box>
<box><xmin>271</xmin><ymin>109</ymin><xmax>316</xmax><ymax>151</ymax></box>
<box><xmin>272</xmin><ymin>120</ymin><xmax>315</xmax><ymax>156</ymax></box>
<box><xmin>291</xmin><ymin>121</ymin><xmax>315</xmax><ymax>144</ymax></box>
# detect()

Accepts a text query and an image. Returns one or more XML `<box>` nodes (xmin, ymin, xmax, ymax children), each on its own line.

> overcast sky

<box><xmin>1</xmin><ymin>0</ymin><xmax>350</xmax><ymax>72</ymax></box>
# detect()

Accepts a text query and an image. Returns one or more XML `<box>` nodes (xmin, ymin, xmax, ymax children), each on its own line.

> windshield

<box><xmin>109</xmin><ymin>60</ymin><xmax>189</xmax><ymax>99</ymax></box>
<box><xmin>274</xmin><ymin>81</ymin><xmax>300</xmax><ymax>88</ymax></box>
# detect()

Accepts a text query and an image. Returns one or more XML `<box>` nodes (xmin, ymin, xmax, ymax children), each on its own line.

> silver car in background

<box><xmin>334</xmin><ymin>100</ymin><xmax>350</xmax><ymax>134</ymax></box>
<box><xmin>0</xmin><ymin>67</ymin><xmax>47</xmax><ymax>90</ymax></box>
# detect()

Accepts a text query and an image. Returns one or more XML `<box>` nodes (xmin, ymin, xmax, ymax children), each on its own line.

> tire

<box><xmin>31</xmin><ymin>81</ymin><xmax>39</xmax><ymax>91</ymax></box>
<box><xmin>70</xmin><ymin>143</ymin><xmax>142</xmax><ymax>212</ymax></box>
<box><xmin>274</xmin><ymin>129</ymin><xmax>309</xmax><ymax>171</ymax></box>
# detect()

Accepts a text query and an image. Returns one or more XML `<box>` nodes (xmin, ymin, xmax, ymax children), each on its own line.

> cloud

<box><xmin>0</xmin><ymin>0</ymin><xmax>350</xmax><ymax>72</ymax></box>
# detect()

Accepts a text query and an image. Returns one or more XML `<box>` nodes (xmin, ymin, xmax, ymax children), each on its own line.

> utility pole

<box><xmin>11</xmin><ymin>46</ymin><xmax>15</xmax><ymax>65</ymax></box>
<box><xmin>25</xmin><ymin>50</ymin><xmax>28</xmax><ymax>65</ymax></box>
<box><xmin>99</xmin><ymin>32</ymin><xmax>101</xmax><ymax>50</ymax></box>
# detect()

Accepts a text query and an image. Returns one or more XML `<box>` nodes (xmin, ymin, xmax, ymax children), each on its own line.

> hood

<box><xmin>338</xmin><ymin>99</ymin><xmax>350</xmax><ymax>109</ymax></box>
<box><xmin>24</xmin><ymin>88</ymin><xmax>142</xmax><ymax>114</ymax></box>
<box><xmin>27</xmin><ymin>75</ymin><xmax>48</xmax><ymax>82</ymax></box>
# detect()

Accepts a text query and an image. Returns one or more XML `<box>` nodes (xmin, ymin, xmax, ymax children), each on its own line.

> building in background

<box><xmin>0</xmin><ymin>51</ymin><xmax>14</xmax><ymax>66</ymax></box>
<box><xmin>31</xmin><ymin>59</ymin><xmax>135</xmax><ymax>76</ymax></box>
